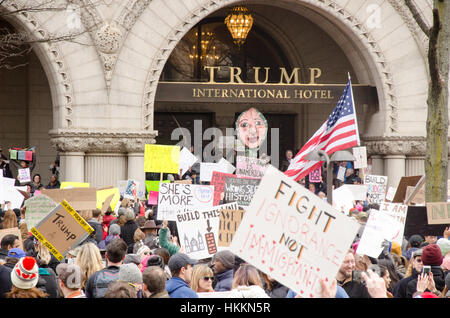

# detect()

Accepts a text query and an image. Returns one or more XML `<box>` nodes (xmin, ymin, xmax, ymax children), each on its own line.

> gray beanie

<box><xmin>118</xmin><ymin>207</ymin><xmax>127</xmax><ymax>216</ymax></box>
<box><xmin>118</xmin><ymin>263</ymin><xmax>142</xmax><ymax>284</ymax></box>
<box><xmin>123</xmin><ymin>254</ymin><xmax>141</xmax><ymax>266</ymax></box>
<box><xmin>213</xmin><ymin>250</ymin><xmax>235</xmax><ymax>269</ymax></box>
<box><xmin>125</xmin><ymin>209</ymin><xmax>135</xmax><ymax>221</ymax></box>
<box><xmin>109</xmin><ymin>223</ymin><xmax>121</xmax><ymax>235</ymax></box>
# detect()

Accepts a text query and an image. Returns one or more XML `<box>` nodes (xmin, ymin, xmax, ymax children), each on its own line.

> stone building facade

<box><xmin>0</xmin><ymin>0</ymin><xmax>443</xmax><ymax>189</ymax></box>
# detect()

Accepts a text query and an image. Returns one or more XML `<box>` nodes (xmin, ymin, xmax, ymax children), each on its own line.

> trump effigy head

<box><xmin>236</xmin><ymin>107</ymin><xmax>268</xmax><ymax>150</ymax></box>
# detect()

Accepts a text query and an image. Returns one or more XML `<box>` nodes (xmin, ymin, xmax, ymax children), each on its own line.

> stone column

<box><xmin>59</xmin><ymin>152</ymin><xmax>85</xmax><ymax>182</ymax></box>
<box><xmin>370</xmin><ymin>155</ymin><xmax>384</xmax><ymax>175</ymax></box>
<box><xmin>384</xmin><ymin>155</ymin><xmax>406</xmax><ymax>189</ymax></box>
<box><xmin>127</xmin><ymin>152</ymin><xmax>145</xmax><ymax>181</ymax></box>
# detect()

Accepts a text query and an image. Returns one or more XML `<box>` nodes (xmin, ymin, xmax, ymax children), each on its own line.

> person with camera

<box><xmin>336</xmin><ymin>249</ymin><xmax>371</xmax><ymax>298</ymax></box>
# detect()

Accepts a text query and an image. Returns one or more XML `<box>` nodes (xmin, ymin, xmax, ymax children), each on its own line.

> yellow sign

<box><xmin>60</xmin><ymin>182</ymin><xmax>90</xmax><ymax>189</ymax></box>
<box><xmin>144</xmin><ymin>144</ymin><xmax>180</xmax><ymax>173</ymax></box>
<box><xmin>96</xmin><ymin>188</ymin><xmax>120</xmax><ymax>211</ymax></box>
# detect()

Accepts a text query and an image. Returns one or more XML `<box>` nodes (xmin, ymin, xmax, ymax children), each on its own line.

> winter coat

<box><xmin>214</xmin><ymin>269</ymin><xmax>234</xmax><ymax>292</ymax></box>
<box><xmin>120</xmin><ymin>220</ymin><xmax>138</xmax><ymax>253</ymax></box>
<box><xmin>393</xmin><ymin>269</ymin><xmax>420</xmax><ymax>298</ymax></box>
<box><xmin>228</xmin><ymin>285</ymin><xmax>270</xmax><ymax>298</ymax></box>
<box><xmin>88</xmin><ymin>218</ymin><xmax>104</xmax><ymax>244</ymax></box>
<box><xmin>166</xmin><ymin>277</ymin><xmax>198</xmax><ymax>298</ymax></box>
<box><xmin>36</xmin><ymin>266</ymin><xmax>59</xmax><ymax>298</ymax></box>
<box><xmin>0</xmin><ymin>262</ymin><xmax>14</xmax><ymax>297</ymax></box>
<box><xmin>158</xmin><ymin>228</ymin><xmax>179</xmax><ymax>256</ymax></box>
<box><xmin>97</xmin><ymin>234</ymin><xmax>120</xmax><ymax>250</ymax></box>
<box><xmin>406</xmin><ymin>266</ymin><xmax>446</xmax><ymax>298</ymax></box>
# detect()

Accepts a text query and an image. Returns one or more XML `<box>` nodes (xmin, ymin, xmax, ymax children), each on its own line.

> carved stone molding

<box><xmin>49</xmin><ymin>129</ymin><xmax>158</xmax><ymax>153</ymax></box>
<box><xmin>362</xmin><ymin>136</ymin><xmax>427</xmax><ymax>157</ymax></box>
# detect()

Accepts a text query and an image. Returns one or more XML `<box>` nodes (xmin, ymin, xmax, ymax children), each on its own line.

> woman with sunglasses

<box><xmin>190</xmin><ymin>264</ymin><xmax>215</xmax><ymax>293</ymax></box>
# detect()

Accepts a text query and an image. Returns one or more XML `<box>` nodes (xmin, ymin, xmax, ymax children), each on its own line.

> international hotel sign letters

<box><xmin>156</xmin><ymin>66</ymin><xmax>378</xmax><ymax>105</ymax></box>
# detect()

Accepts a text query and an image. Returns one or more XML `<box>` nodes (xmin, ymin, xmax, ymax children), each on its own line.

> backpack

<box><xmin>92</xmin><ymin>267</ymin><xmax>120</xmax><ymax>298</ymax></box>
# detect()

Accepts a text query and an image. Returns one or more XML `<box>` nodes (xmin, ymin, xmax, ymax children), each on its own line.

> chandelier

<box><xmin>224</xmin><ymin>6</ymin><xmax>254</xmax><ymax>46</ymax></box>
<box><xmin>189</xmin><ymin>31</ymin><xmax>219</xmax><ymax>62</ymax></box>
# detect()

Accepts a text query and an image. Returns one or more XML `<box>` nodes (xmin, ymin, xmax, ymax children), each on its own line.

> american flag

<box><xmin>285</xmin><ymin>78</ymin><xmax>360</xmax><ymax>181</ymax></box>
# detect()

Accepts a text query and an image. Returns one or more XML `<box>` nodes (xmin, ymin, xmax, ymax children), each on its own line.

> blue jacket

<box><xmin>166</xmin><ymin>277</ymin><xmax>198</xmax><ymax>298</ymax></box>
<box><xmin>214</xmin><ymin>269</ymin><xmax>234</xmax><ymax>292</ymax></box>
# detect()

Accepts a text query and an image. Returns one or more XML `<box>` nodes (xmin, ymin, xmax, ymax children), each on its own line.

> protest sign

<box><xmin>352</xmin><ymin>147</ymin><xmax>367</xmax><ymax>169</ymax></box>
<box><xmin>337</xmin><ymin>166</ymin><xmax>346</xmax><ymax>181</ymax></box>
<box><xmin>200</xmin><ymin>160</ymin><xmax>235</xmax><ymax>182</ymax></box>
<box><xmin>404</xmin><ymin>206</ymin><xmax>449</xmax><ymax>237</ymax></box>
<box><xmin>210</xmin><ymin>172</ymin><xmax>236</xmax><ymax>206</ymax></box>
<box><xmin>1</xmin><ymin>187</ymin><xmax>24</xmax><ymax>209</ymax></box>
<box><xmin>96</xmin><ymin>188</ymin><xmax>120</xmax><ymax>211</ymax></box>
<box><xmin>425</xmin><ymin>202</ymin><xmax>450</xmax><ymax>225</ymax></box>
<box><xmin>308</xmin><ymin>167</ymin><xmax>321</xmax><ymax>183</ymax></box>
<box><xmin>148</xmin><ymin>191</ymin><xmax>159</xmax><ymax>205</ymax></box>
<box><xmin>176</xmin><ymin>202</ymin><xmax>238</xmax><ymax>260</ymax></box>
<box><xmin>377</xmin><ymin>202</ymin><xmax>408</xmax><ymax>246</ymax></box>
<box><xmin>0</xmin><ymin>228</ymin><xmax>23</xmax><ymax>250</ymax></box>
<box><xmin>18</xmin><ymin>168</ymin><xmax>31</xmax><ymax>183</ymax></box>
<box><xmin>0</xmin><ymin>176</ymin><xmax>16</xmax><ymax>204</ymax></box>
<box><xmin>356</xmin><ymin>210</ymin><xmax>404</xmax><ymax>258</ymax></box>
<box><xmin>24</xmin><ymin>194</ymin><xmax>58</xmax><ymax>231</ymax></box>
<box><xmin>41</xmin><ymin>188</ymin><xmax>97</xmax><ymax>211</ymax></box>
<box><xmin>218</xmin><ymin>209</ymin><xmax>246</xmax><ymax>247</ymax></box>
<box><xmin>157</xmin><ymin>183</ymin><xmax>214</xmax><ymax>221</ymax></box>
<box><xmin>31</xmin><ymin>200</ymin><xmax>94</xmax><ymax>261</ymax></box>
<box><xmin>144</xmin><ymin>144</ymin><xmax>180</xmax><ymax>174</ymax></box>
<box><xmin>405</xmin><ymin>186</ymin><xmax>425</xmax><ymax>205</ymax></box>
<box><xmin>60</xmin><ymin>182</ymin><xmax>90</xmax><ymax>189</ymax></box>
<box><xmin>224</xmin><ymin>177</ymin><xmax>260</xmax><ymax>207</ymax></box>
<box><xmin>392</xmin><ymin>176</ymin><xmax>422</xmax><ymax>203</ymax></box>
<box><xmin>197</xmin><ymin>291</ymin><xmax>233</xmax><ymax>298</ymax></box>
<box><xmin>174</xmin><ymin>180</ymin><xmax>192</xmax><ymax>184</ymax></box>
<box><xmin>218</xmin><ymin>158</ymin><xmax>235</xmax><ymax>174</ymax></box>
<box><xmin>363</xmin><ymin>175</ymin><xmax>388</xmax><ymax>204</ymax></box>
<box><xmin>332</xmin><ymin>185</ymin><xmax>367</xmax><ymax>215</ymax></box>
<box><xmin>236</xmin><ymin>156</ymin><xmax>266</xmax><ymax>178</ymax></box>
<box><xmin>385</xmin><ymin>187</ymin><xmax>397</xmax><ymax>202</ymax></box>
<box><xmin>229</xmin><ymin>165</ymin><xmax>360</xmax><ymax>298</ymax></box>
<box><xmin>179</xmin><ymin>147</ymin><xmax>199</xmax><ymax>176</ymax></box>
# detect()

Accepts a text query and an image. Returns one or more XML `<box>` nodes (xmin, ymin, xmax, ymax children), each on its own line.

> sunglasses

<box><xmin>202</xmin><ymin>276</ymin><xmax>214</xmax><ymax>281</ymax></box>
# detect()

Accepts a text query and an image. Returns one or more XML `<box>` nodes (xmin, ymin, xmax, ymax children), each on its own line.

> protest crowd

<box><xmin>0</xmin><ymin>145</ymin><xmax>449</xmax><ymax>300</ymax></box>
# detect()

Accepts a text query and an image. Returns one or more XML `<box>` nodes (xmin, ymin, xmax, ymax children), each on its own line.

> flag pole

<box><xmin>348</xmin><ymin>72</ymin><xmax>361</xmax><ymax>146</ymax></box>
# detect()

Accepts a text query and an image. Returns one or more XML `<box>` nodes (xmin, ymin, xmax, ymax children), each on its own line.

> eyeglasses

<box><xmin>202</xmin><ymin>277</ymin><xmax>214</xmax><ymax>281</ymax></box>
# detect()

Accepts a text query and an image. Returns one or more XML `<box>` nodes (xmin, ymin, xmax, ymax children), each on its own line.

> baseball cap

<box><xmin>7</xmin><ymin>248</ymin><xmax>26</xmax><ymax>259</ymax></box>
<box><xmin>168</xmin><ymin>253</ymin><xmax>198</xmax><ymax>272</ymax></box>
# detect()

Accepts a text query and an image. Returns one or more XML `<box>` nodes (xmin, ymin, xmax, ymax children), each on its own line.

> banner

<box><xmin>24</xmin><ymin>194</ymin><xmax>58</xmax><ymax>231</ymax></box>
<box><xmin>235</xmin><ymin>156</ymin><xmax>266</xmax><ymax>179</ymax></box>
<box><xmin>363</xmin><ymin>175</ymin><xmax>388</xmax><ymax>204</ymax></box>
<box><xmin>144</xmin><ymin>144</ymin><xmax>180</xmax><ymax>174</ymax></box>
<box><xmin>176</xmin><ymin>202</ymin><xmax>239</xmax><ymax>260</ymax></box>
<box><xmin>18</xmin><ymin>168</ymin><xmax>31</xmax><ymax>184</ymax></box>
<box><xmin>218</xmin><ymin>209</ymin><xmax>246</xmax><ymax>247</ymax></box>
<box><xmin>157</xmin><ymin>183</ymin><xmax>214</xmax><ymax>221</ymax></box>
<box><xmin>356</xmin><ymin>210</ymin><xmax>404</xmax><ymax>258</ymax></box>
<box><xmin>224</xmin><ymin>177</ymin><xmax>260</xmax><ymax>207</ymax></box>
<box><xmin>230</xmin><ymin>166</ymin><xmax>359</xmax><ymax>298</ymax></box>
<box><xmin>426</xmin><ymin>202</ymin><xmax>450</xmax><ymax>225</ymax></box>
<box><xmin>60</xmin><ymin>182</ymin><xmax>90</xmax><ymax>189</ymax></box>
<box><xmin>31</xmin><ymin>200</ymin><xmax>94</xmax><ymax>261</ymax></box>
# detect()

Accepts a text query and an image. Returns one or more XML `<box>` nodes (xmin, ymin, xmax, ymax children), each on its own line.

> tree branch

<box><xmin>405</xmin><ymin>0</ymin><xmax>431</xmax><ymax>37</ymax></box>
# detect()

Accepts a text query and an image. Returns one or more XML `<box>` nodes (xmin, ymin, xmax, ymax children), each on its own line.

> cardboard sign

<box><xmin>157</xmin><ymin>183</ymin><xmax>214</xmax><ymax>221</ymax></box>
<box><xmin>356</xmin><ymin>210</ymin><xmax>404</xmax><ymax>258</ymax></box>
<box><xmin>426</xmin><ymin>202</ymin><xmax>450</xmax><ymax>225</ymax></box>
<box><xmin>352</xmin><ymin>147</ymin><xmax>367</xmax><ymax>169</ymax></box>
<box><xmin>405</xmin><ymin>186</ymin><xmax>425</xmax><ymax>205</ymax></box>
<box><xmin>40</xmin><ymin>188</ymin><xmax>97</xmax><ymax>211</ymax></box>
<box><xmin>308</xmin><ymin>167</ymin><xmax>321</xmax><ymax>183</ymax></box>
<box><xmin>96</xmin><ymin>188</ymin><xmax>120</xmax><ymax>211</ymax></box>
<box><xmin>31</xmin><ymin>200</ymin><xmax>94</xmax><ymax>261</ymax></box>
<box><xmin>404</xmin><ymin>206</ymin><xmax>448</xmax><ymax>237</ymax></box>
<box><xmin>392</xmin><ymin>176</ymin><xmax>422</xmax><ymax>203</ymax></box>
<box><xmin>176</xmin><ymin>202</ymin><xmax>239</xmax><ymax>260</ymax></box>
<box><xmin>0</xmin><ymin>228</ymin><xmax>23</xmax><ymax>250</ymax></box>
<box><xmin>332</xmin><ymin>185</ymin><xmax>367</xmax><ymax>215</ymax></box>
<box><xmin>24</xmin><ymin>194</ymin><xmax>58</xmax><ymax>231</ymax></box>
<box><xmin>18</xmin><ymin>168</ymin><xmax>31</xmax><ymax>184</ymax></box>
<box><xmin>224</xmin><ymin>177</ymin><xmax>260</xmax><ymax>207</ymax></box>
<box><xmin>236</xmin><ymin>156</ymin><xmax>267</xmax><ymax>178</ymax></box>
<box><xmin>229</xmin><ymin>165</ymin><xmax>360</xmax><ymax>298</ymax></box>
<box><xmin>2</xmin><ymin>187</ymin><xmax>24</xmax><ymax>210</ymax></box>
<box><xmin>144</xmin><ymin>144</ymin><xmax>180</xmax><ymax>174</ymax></box>
<box><xmin>337</xmin><ymin>166</ymin><xmax>346</xmax><ymax>181</ymax></box>
<box><xmin>210</xmin><ymin>172</ymin><xmax>237</xmax><ymax>206</ymax></box>
<box><xmin>364</xmin><ymin>175</ymin><xmax>388</xmax><ymax>204</ymax></box>
<box><xmin>60</xmin><ymin>182</ymin><xmax>90</xmax><ymax>189</ymax></box>
<box><xmin>179</xmin><ymin>147</ymin><xmax>199</xmax><ymax>177</ymax></box>
<box><xmin>219</xmin><ymin>209</ymin><xmax>246</xmax><ymax>247</ymax></box>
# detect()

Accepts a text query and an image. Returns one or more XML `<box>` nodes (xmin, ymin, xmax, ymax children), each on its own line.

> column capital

<box><xmin>362</xmin><ymin>136</ymin><xmax>426</xmax><ymax>157</ymax></box>
<box><xmin>49</xmin><ymin>129</ymin><xmax>158</xmax><ymax>153</ymax></box>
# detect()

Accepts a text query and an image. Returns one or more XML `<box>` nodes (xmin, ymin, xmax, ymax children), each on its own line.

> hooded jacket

<box><xmin>166</xmin><ymin>277</ymin><xmax>198</xmax><ymax>298</ymax></box>
<box><xmin>214</xmin><ymin>269</ymin><xmax>234</xmax><ymax>292</ymax></box>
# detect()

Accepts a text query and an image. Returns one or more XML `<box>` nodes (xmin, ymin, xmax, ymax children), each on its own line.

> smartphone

<box><xmin>422</xmin><ymin>265</ymin><xmax>431</xmax><ymax>275</ymax></box>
